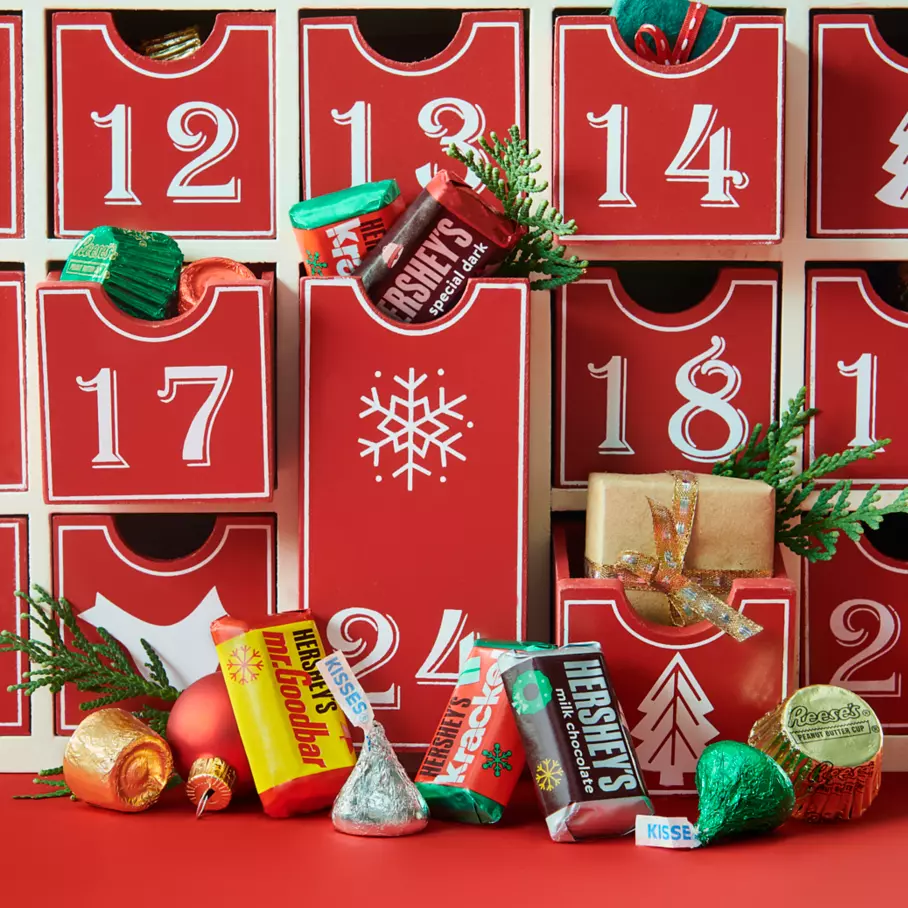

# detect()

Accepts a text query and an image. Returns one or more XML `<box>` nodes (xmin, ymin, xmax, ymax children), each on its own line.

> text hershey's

<box><xmin>378</xmin><ymin>217</ymin><xmax>490</xmax><ymax>321</ymax></box>
<box><xmin>558</xmin><ymin>659</ymin><xmax>640</xmax><ymax>795</ymax></box>
<box><xmin>262</xmin><ymin>627</ymin><xmax>338</xmax><ymax>769</ymax></box>
<box><xmin>419</xmin><ymin>661</ymin><xmax>503</xmax><ymax>782</ymax></box>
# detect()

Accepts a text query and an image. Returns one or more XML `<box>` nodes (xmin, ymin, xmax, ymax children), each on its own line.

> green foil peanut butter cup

<box><xmin>748</xmin><ymin>684</ymin><xmax>883</xmax><ymax>821</ymax></box>
<box><xmin>61</xmin><ymin>227</ymin><xmax>183</xmax><ymax>321</ymax></box>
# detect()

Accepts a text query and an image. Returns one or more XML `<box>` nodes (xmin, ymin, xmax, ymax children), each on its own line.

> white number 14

<box><xmin>587</xmin><ymin>102</ymin><xmax>749</xmax><ymax>208</ymax></box>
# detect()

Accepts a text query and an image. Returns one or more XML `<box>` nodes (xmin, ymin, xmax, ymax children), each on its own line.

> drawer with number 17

<box><xmin>555</xmin><ymin>14</ymin><xmax>784</xmax><ymax>243</ymax></box>
<box><xmin>37</xmin><ymin>270</ymin><xmax>274</xmax><ymax>504</ymax></box>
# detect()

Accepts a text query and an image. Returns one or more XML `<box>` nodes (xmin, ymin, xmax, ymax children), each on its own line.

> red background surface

<box><xmin>0</xmin><ymin>773</ymin><xmax>903</xmax><ymax>903</ymax></box>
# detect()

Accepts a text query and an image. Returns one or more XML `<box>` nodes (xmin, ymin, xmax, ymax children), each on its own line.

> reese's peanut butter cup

<box><xmin>61</xmin><ymin>226</ymin><xmax>183</xmax><ymax>321</ymax></box>
<box><xmin>748</xmin><ymin>684</ymin><xmax>883</xmax><ymax>821</ymax></box>
<box><xmin>291</xmin><ymin>179</ymin><xmax>404</xmax><ymax>277</ymax></box>
<box><xmin>178</xmin><ymin>257</ymin><xmax>255</xmax><ymax>314</ymax></box>
<box><xmin>356</xmin><ymin>170</ymin><xmax>522</xmax><ymax>324</ymax></box>
<box><xmin>139</xmin><ymin>25</ymin><xmax>203</xmax><ymax>61</ymax></box>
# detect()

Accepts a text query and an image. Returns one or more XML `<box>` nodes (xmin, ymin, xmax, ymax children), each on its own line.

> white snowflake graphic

<box><xmin>358</xmin><ymin>367</ymin><xmax>471</xmax><ymax>491</ymax></box>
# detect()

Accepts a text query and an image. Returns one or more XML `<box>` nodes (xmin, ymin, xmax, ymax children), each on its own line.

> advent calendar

<box><xmin>1</xmin><ymin>1</ymin><xmax>907</xmax><ymax>783</ymax></box>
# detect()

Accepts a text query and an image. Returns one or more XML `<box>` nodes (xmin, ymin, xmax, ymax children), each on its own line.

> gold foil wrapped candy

<box><xmin>748</xmin><ymin>685</ymin><xmax>883</xmax><ymax>821</ymax></box>
<box><xmin>139</xmin><ymin>26</ymin><xmax>203</xmax><ymax>61</ymax></box>
<box><xmin>63</xmin><ymin>708</ymin><xmax>173</xmax><ymax>812</ymax></box>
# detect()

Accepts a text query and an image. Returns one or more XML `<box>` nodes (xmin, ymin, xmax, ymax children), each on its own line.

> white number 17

<box><xmin>78</xmin><ymin>365</ymin><xmax>233</xmax><ymax>469</ymax></box>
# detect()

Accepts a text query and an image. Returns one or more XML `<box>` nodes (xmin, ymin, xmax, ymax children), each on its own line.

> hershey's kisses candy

<box><xmin>316</xmin><ymin>651</ymin><xmax>429</xmax><ymax>837</ymax></box>
<box><xmin>695</xmin><ymin>740</ymin><xmax>794</xmax><ymax>845</ymax></box>
<box><xmin>332</xmin><ymin>720</ymin><xmax>429</xmax><ymax>837</ymax></box>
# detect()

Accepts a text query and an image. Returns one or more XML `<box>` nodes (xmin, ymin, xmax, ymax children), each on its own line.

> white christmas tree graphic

<box><xmin>631</xmin><ymin>653</ymin><xmax>719</xmax><ymax>787</ymax></box>
<box><xmin>876</xmin><ymin>111</ymin><xmax>908</xmax><ymax>208</ymax></box>
<box><xmin>358</xmin><ymin>367</ymin><xmax>471</xmax><ymax>491</ymax></box>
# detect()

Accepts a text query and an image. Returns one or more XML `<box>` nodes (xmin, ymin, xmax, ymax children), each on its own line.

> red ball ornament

<box><xmin>167</xmin><ymin>672</ymin><xmax>254</xmax><ymax>803</ymax></box>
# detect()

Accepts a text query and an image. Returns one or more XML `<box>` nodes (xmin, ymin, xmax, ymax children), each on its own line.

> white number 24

<box><xmin>587</xmin><ymin>102</ymin><xmax>749</xmax><ymax>208</ymax></box>
<box><xmin>326</xmin><ymin>607</ymin><xmax>469</xmax><ymax>709</ymax></box>
<box><xmin>78</xmin><ymin>365</ymin><xmax>233</xmax><ymax>469</ymax></box>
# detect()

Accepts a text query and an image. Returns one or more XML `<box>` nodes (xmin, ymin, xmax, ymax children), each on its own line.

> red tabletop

<box><xmin>0</xmin><ymin>772</ymin><xmax>904</xmax><ymax>904</ymax></box>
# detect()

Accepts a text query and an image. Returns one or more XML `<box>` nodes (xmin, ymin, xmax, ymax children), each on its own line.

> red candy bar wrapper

<box><xmin>355</xmin><ymin>170</ymin><xmax>522</xmax><ymax>323</ymax></box>
<box><xmin>415</xmin><ymin>640</ymin><xmax>549</xmax><ymax>824</ymax></box>
<box><xmin>499</xmin><ymin>642</ymin><xmax>653</xmax><ymax>842</ymax></box>
<box><xmin>212</xmin><ymin>612</ymin><xmax>356</xmax><ymax>818</ymax></box>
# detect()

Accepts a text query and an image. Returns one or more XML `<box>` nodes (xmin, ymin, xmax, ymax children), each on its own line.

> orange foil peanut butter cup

<box><xmin>63</xmin><ymin>708</ymin><xmax>173</xmax><ymax>812</ymax></box>
<box><xmin>748</xmin><ymin>684</ymin><xmax>883</xmax><ymax>821</ymax></box>
<box><xmin>178</xmin><ymin>257</ymin><xmax>255</xmax><ymax>314</ymax></box>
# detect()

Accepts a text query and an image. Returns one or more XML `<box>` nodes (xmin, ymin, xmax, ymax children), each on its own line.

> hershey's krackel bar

<box><xmin>355</xmin><ymin>170</ymin><xmax>522</xmax><ymax>323</ymax></box>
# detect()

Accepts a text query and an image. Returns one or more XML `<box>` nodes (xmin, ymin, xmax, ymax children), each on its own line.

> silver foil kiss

<box><xmin>332</xmin><ymin>720</ymin><xmax>429</xmax><ymax>837</ymax></box>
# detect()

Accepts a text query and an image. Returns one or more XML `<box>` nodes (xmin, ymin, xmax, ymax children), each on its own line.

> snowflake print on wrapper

<box><xmin>535</xmin><ymin>759</ymin><xmax>564</xmax><ymax>792</ymax></box>
<box><xmin>225</xmin><ymin>644</ymin><xmax>264</xmax><ymax>685</ymax></box>
<box><xmin>358</xmin><ymin>367</ymin><xmax>472</xmax><ymax>491</ymax></box>
<box><xmin>481</xmin><ymin>743</ymin><xmax>513</xmax><ymax>777</ymax></box>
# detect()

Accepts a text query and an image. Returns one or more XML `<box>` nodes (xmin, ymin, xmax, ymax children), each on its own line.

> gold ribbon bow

<box><xmin>591</xmin><ymin>472</ymin><xmax>766</xmax><ymax>642</ymax></box>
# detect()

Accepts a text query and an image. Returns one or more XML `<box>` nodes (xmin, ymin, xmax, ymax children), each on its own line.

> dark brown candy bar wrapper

<box><xmin>499</xmin><ymin>643</ymin><xmax>653</xmax><ymax>842</ymax></box>
<box><xmin>355</xmin><ymin>170</ymin><xmax>522</xmax><ymax>324</ymax></box>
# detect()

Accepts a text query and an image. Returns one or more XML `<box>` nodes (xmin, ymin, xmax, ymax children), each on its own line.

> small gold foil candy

<box><xmin>749</xmin><ymin>684</ymin><xmax>883</xmax><ymax>821</ymax></box>
<box><xmin>186</xmin><ymin>756</ymin><xmax>237</xmax><ymax>817</ymax></box>
<box><xmin>139</xmin><ymin>26</ymin><xmax>203</xmax><ymax>61</ymax></box>
<box><xmin>63</xmin><ymin>708</ymin><xmax>173</xmax><ymax>812</ymax></box>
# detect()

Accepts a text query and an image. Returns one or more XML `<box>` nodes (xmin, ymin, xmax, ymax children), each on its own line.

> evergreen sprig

<box><xmin>446</xmin><ymin>125</ymin><xmax>588</xmax><ymax>290</ymax></box>
<box><xmin>0</xmin><ymin>586</ymin><xmax>179</xmax><ymax>799</ymax></box>
<box><xmin>0</xmin><ymin>586</ymin><xmax>179</xmax><ymax>706</ymax></box>
<box><xmin>714</xmin><ymin>388</ymin><xmax>908</xmax><ymax>561</ymax></box>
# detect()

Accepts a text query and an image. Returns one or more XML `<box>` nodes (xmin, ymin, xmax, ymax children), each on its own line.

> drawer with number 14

<box><xmin>555</xmin><ymin>14</ymin><xmax>784</xmax><ymax>243</ymax></box>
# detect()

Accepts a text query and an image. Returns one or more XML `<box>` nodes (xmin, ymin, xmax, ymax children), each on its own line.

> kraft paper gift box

<box><xmin>584</xmin><ymin>472</ymin><xmax>776</xmax><ymax>626</ymax></box>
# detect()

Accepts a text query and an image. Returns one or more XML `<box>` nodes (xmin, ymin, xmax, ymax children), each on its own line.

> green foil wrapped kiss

<box><xmin>696</xmin><ymin>740</ymin><xmax>794</xmax><ymax>845</ymax></box>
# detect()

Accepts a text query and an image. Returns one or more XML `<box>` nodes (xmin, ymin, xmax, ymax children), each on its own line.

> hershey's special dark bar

<box><xmin>354</xmin><ymin>170</ymin><xmax>521</xmax><ymax>323</ymax></box>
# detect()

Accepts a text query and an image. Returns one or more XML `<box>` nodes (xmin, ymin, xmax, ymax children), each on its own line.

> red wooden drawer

<box><xmin>301</xmin><ymin>11</ymin><xmax>524</xmax><ymax>204</ymax></box>
<box><xmin>0</xmin><ymin>272</ymin><xmax>25</xmax><ymax>491</ymax></box>
<box><xmin>807</xmin><ymin>269</ymin><xmax>908</xmax><ymax>487</ymax></box>
<box><xmin>554</xmin><ymin>267</ymin><xmax>778</xmax><ymax>488</ymax></box>
<box><xmin>555</xmin><ymin>15</ymin><xmax>784</xmax><ymax>243</ymax></box>
<box><xmin>0</xmin><ymin>16</ymin><xmax>21</xmax><ymax>238</ymax></box>
<box><xmin>301</xmin><ymin>277</ymin><xmax>528</xmax><ymax>749</ymax></box>
<box><xmin>37</xmin><ymin>272</ymin><xmax>274</xmax><ymax>503</ymax></box>
<box><xmin>805</xmin><ymin>535</ymin><xmax>907</xmax><ymax>738</ymax></box>
<box><xmin>0</xmin><ymin>519</ymin><xmax>27</xmax><ymax>735</ymax></box>
<box><xmin>554</xmin><ymin>517</ymin><xmax>798</xmax><ymax>796</ymax></box>
<box><xmin>52</xmin><ymin>514</ymin><xmax>275</xmax><ymax>733</ymax></box>
<box><xmin>812</xmin><ymin>15</ymin><xmax>908</xmax><ymax>237</ymax></box>
<box><xmin>53</xmin><ymin>12</ymin><xmax>275</xmax><ymax>239</ymax></box>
